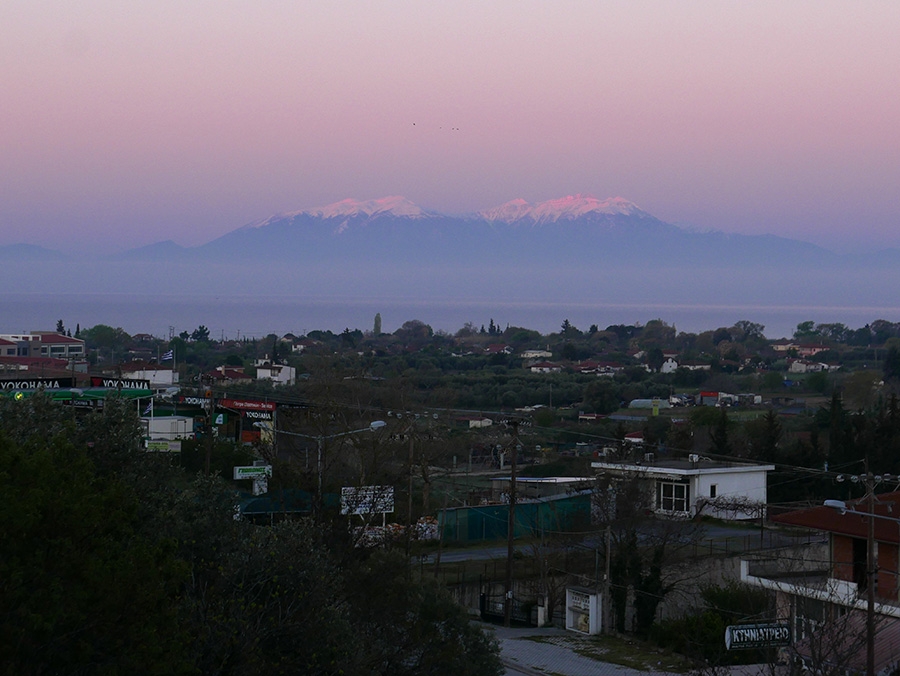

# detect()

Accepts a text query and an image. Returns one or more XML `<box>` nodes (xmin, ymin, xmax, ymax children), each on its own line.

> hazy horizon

<box><xmin>6</xmin><ymin>291</ymin><xmax>900</xmax><ymax>343</ymax></box>
<box><xmin>3</xmin><ymin>2</ymin><xmax>899</xmax><ymax>257</ymax></box>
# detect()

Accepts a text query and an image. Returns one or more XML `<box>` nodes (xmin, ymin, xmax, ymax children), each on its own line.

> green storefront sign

<box><xmin>233</xmin><ymin>465</ymin><xmax>272</xmax><ymax>480</ymax></box>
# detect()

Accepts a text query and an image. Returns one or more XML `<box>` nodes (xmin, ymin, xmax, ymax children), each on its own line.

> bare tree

<box><xmin>593</xmin><ymin>470</ymin><xmax>707</xmax><ymax>636</ymax></box>
<box><xmin>742</xmin><ymin>544</ymin><xmax>894</xmax><ymax>676</ymax></box>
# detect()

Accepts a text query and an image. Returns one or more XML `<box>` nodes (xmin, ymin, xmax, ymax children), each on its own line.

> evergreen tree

<box><xmin>884</xmin><ymin>345</ymin><xmax>900</xmax><ymax>383</ymax></box>
<box><xmin>0</xmin><ymin>395</ymin><xmax>503</xmax><ymax>676</ymax></box>
<box><xmin>746</xmin><ymin>409</ymin><xmax>782</xmax><ymax>462</ymax></box>
<box><xmin>0</xmin><ymin>408</ymin><xmax>189</xmax><ymax>672</ymax></box>
<box><xmin>827</xmin><ymin>391</ymin><xmax>854</xmax><ymax>467</ymax></box>
<box><xmin>374</xmin><ymin>312</ymin><xmax>382</xmax><ymax>335</ymax></box>
<box><xmin>710</xmin><ymin>408</ymin><xmax>732</xmax><ymax>455</ymax></box>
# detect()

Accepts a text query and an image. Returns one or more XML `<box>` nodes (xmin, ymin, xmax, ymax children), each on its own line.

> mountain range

<box><xmin>105</xmin><ymin>194</ymin><xmax>870</xmax><ymax>269</ymax></box>
<box><xmin>2</xmin><ymin>195</ymin><xmax>899</xmax><ymax>308</ymax></box>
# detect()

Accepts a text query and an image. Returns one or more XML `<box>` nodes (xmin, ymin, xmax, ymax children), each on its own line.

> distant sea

<box><xmin>4</xmin><ymin>293</ymin><xmax>900</xmax><ymax>342</ymax></box>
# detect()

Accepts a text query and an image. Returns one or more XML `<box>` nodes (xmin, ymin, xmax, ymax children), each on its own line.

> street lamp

<box><xmin>254</xmin><ymin>420</ymin><xmax>385</xmax><ymax>522</ymax></box>
<box><xmin>824</xmin><ymin>483</ymin><xmax>900</xmax><ymax>676</ymax></box>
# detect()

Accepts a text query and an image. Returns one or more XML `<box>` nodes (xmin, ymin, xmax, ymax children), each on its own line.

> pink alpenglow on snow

<box><xmin>244</xmin><ymin>196</ymin><xmax>430</xmax><ymax>230</ymax></box>
<box><xmin>303</xmin><ymin>196</ymin><xmax>428</xmax><ymax>220</ymax></box>
<box><xmin>479</xmin><ymin>195</ymin><xmax>645</xmax><ymax>224</ymax></box>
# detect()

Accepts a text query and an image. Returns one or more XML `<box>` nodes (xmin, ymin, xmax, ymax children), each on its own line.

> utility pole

<box><xmin>825</xmin><ymin>467</ymin><xmax>887</xmax><ymax>676</ymax></box>
<box><xmin>315</xmin><ymin>435</ymin><xmax>324</xmax><ymax>527</ymax></box>
<box><xmin>866</xmin><ymin>464</ymin><xmax>876</xmax><ymax>676</ymax></box>
<box><xmin>204</xmin><ymin>388</ymin><xmax>214</xmax><ymax>475</ymax></box>
<box><xmin>504</xmin><ymin>420</ymin><xmax>519</xmax><ymax>627</ymax></box>
<box><xmin>406</xmin><ymin>429</ymin><xmax>415</xmax><ymax>560</ymax></box>
<box><xmin>605</xmin><ymin>523</ymin><xmax>612</xmax><ymax>633</ymax></box>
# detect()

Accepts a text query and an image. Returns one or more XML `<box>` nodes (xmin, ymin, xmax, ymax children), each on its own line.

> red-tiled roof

<box><xmin>772</xmin><ymin>491</ymin><xmax>900</xmax><ymax>545</ymax></box>
<box><xmin>38</xmin><ymin>333</ymin><xmax>84</xmax><ymax>344</ymax></box>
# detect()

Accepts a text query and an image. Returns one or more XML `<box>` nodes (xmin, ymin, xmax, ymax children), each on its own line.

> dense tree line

<box><xmin>0</xmin><ymin>395</ymin><xmax>502</xmax><ymax>676</ymax></box>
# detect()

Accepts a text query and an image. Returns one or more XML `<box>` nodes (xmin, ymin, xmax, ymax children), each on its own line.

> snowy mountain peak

<box><xmin>479</xmin><ymin>195</ymin><xmax>646</xmax><ymax>224</ymax></box>
<box><xmin>304</xmin><ymin>196</ymin><xmax>427</xmax><ymax>219</ymax></box>
<box><xmin>245</xmin><ymin>196</ymin><xmax>428</xmax><ymax>229</ymax></box>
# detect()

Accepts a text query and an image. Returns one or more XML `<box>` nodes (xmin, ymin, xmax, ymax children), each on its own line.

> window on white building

<box><xmin>657</xmin><ymin>481</ymin><xmax>690</xmax><ymax>513</ymax></box>
<box><xmin>710</xmin><ymin>484</ymin><xmax>717</xmax><ymax>498</ymax></box>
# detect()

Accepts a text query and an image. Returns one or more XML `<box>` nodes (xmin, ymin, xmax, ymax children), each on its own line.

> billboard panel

<box><xmin>341</xmin><ymin>485</ymin><xmax>394</xmax><ymax>515</ymax></box>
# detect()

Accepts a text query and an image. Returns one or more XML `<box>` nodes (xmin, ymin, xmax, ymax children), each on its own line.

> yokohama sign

<box><xmin>0</xmin><ymin>378</ymin><xmax>75</xmax><ymax>390</ymax></box>
<box><xmin>242</xmin><ymin>410</ymin><xmax>273</xmax><ymax>421</ymax></box>
<box><xmin>90</xmin><ymin>377</ymin><xmax>151</xmax><ymax>389</ymax></box>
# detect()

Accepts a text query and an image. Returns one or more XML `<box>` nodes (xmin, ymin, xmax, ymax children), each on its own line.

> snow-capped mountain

<box><xmin>280</xmin><ymin>196</ymin><xmax>429</xmax><ymax>223</ymax></box>
<box><xmin>304</xmin><ymin>196</ymin><xmax>429</xmax><ymax>220</ymax></box>
<box><xmin>479</xmin><ymin>195</ymin><xmax>648</xmax><ymax>224</ymax></box>
<box><xmin>242</xmin><ymin>196</ymin><xmax>432</xmax><ymax>232</ymax></box>
<box><xmin>167</xmin><ymin>193</ymin><xmax>833</xmax><ymax>273</ymax></box>
<box><xmin>16</xmin><ymin>193</ymin><xmax>898</xmax><ymax>310</ymax></box>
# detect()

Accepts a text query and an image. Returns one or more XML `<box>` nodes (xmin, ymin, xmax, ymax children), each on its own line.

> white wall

<box><xmin>142</xmin><ymin>416</ymin><xmax>193</xmax><ymax>440</ymax></box>
<box><xmin>691</xmin><ymin>469</ymin><xmax>769</xmax><ymax>519</ymax></box>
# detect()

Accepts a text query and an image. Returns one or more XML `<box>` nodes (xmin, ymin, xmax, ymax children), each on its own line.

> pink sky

<box><xmin>2</xmin><ymin>1</ymin><xmax>899</xmax><ymax>253</ymax></box>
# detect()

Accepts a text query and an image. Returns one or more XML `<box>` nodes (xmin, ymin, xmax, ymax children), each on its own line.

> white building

<box><xmin>120</xmin><ymin>363</ymin><xmax>179</xmax><ymax>387</ymax></box>
<box><xmin>788</xmin><ymin>359</ymin><xmax>838</xmax><ymax>374</ymax></box>
<box><xmin>521</xmin><ymin>349</ymin><xmax>553</xmax><ymax>360</ymax></box>
<box><xmin>660</xmin><ymin>357</ymin><xmax>679</xmax><ymax>374</ymax></box>
<box><xmin>0</xmin><ymin>331</ymin><xmax>85</xmax><ymax>359</ymax></box>
<box><xmin>141</xmin><ymin>416</ymin><xmax>194</xmax><ymax>440</ymax></box>
<box><xmin>256</xmin><ymin>363</ymin><xmax>296</xmax><ymax>386</ymax></box>
<box><xmin>591</xmin><ymin>456</ymin><xmax>774</xmax><ymax>520</ymax></box>
<box><xmin>530</xmin><ymin>361</ymin><xmax>562</xmax><ymax>373</ymax></box>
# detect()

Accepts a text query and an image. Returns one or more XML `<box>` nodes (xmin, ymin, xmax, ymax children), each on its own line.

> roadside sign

<box><xmin>341</xmin><ymin>485</ymin><xmax>394</xmax><ymax>515</ymax></box>
<box><xmin>725</xmin><ymin>623</ymin><xmax>791</xmax><ymax>650</ymax></box>
<box><xmin>233</xmin><ymin>465</ymin><xmax>272</xmax><ymax>480</ymax></box>
<box><xmin>146</xmin><ymin>440</ymin><xmax>182</xmax><ymax>452</ymax></box>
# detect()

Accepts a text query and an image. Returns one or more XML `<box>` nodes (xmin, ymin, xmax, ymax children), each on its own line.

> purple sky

<box><xmin>2</xmin><ymin>1</ymin><xmax>899</xmax><ymax>254</ymax></box>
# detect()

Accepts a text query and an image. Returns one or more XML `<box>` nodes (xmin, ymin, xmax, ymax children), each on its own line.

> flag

<box><xmin>161</xmin><ymin>349</ymin><xmax>174</xmax><ymax>361</ymax></box>
<box><xmin>143</xmin><ymin>401</ymin><xmax>153</xmax><ymax>415</ymax></box>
